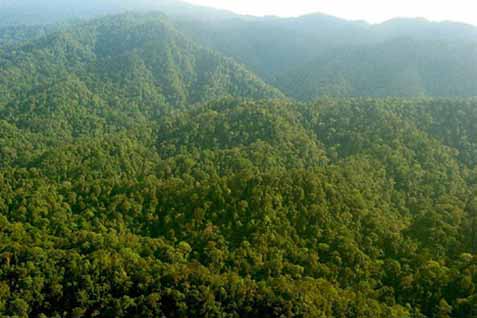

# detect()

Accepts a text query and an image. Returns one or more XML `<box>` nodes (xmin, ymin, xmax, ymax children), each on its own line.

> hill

<box><xmin>4</xmin><ymin>2</ymin><xmax>477</xmax><ymax>100</ymax></box>
<box><xmin>176</xmin><ymin>13</ymin><xmax>372</xmax><ymax>80</ymax></box>
<box><xmin>0</xmin><ymin>0</ymin><xmax>237</xmax><ymax>27</ymax></box>
<box><xmin>276</xmin><ymin>38</ymin><xmax>477</xmax><ymax>99</ymax></box>
<box><xmin>177</xmin><ymin>15</ymin><xmax>477</xmax><ymax>98</ymax></box>
<box><xmin>0</xmin><ymin>13</ymin><xmax>283</xmax><ymax>138</ymax></box>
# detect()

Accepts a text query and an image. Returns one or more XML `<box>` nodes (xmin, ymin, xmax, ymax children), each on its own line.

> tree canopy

<box><xmin>1</xmin><ymin>11</ymin><xmax>477</xmax><ymax>318</ymax></box>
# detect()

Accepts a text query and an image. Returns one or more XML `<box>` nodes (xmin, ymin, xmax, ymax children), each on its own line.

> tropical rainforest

<box><xmin>1</xmin><ymin>1</ymin><xmax>477</xmax><ymax>317</ymax></box>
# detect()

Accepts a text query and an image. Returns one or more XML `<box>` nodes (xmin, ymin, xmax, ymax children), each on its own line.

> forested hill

<box><xmin>0</xmin><ymin>13</ymin><xmax>283</xmax><ymax>124</ymax></box>
<box><xmin>4</xmin><ymin>1</ymin><xmax>477</xmax><ymax>99</ymax></box>
<box><xmin>276</xmin><ymin>38</ymin><xmax>477</xmax><ymax>99</ymax></box>
<box><xmin>0</xmin><ymin>0</ymin><xmax>237</xmax><ymax>27</ymax></box>
<box><xmin>177</xmin><ymin>15</ymin><xmax>477</xmax><ymax>99</ymax></box>
<box><xmin>176</xmin><ymin>13</ymin><xmax>372</xmax><ymax>80</ymax></box>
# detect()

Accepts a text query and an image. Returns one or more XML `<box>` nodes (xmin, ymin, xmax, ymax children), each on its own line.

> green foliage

<box><xmin>2</xmin><ymin>95</ymin><xmax>477</xmax><ymax>317</ymax></box>
<box><xmin>1</xmin><ymin>12</ymin><xmax>477</xmax><ymax>318</ymax></box>
<box><xmin>0</xmin><ymin>13</ymin><xmax>283</xmax><ymax>117</ymax></box>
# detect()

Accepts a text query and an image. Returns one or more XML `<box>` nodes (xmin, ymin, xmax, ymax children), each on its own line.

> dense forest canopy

<box><xmin>1</xmin><ymin>4</ymin><xmax>477</xmax><ymax>318</ymax></box>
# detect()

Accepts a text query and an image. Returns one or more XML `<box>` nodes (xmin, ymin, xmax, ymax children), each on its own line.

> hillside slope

<box><xmin>177</xmin><ymin>15</ymin><xmax>477</xmax><ymax>98</ymax></box>
<box><xmin>276</xmin><ymin>39</ymin><xmax>477</xmax><ymax>99</ymax></box>
<box><xmin>0</xmin><ymin>0</ymin><xmax>237</xmax><ymax>26</ymax></box>
<box><xmin>0</xmin><ymin>13</ymin><xmax>283</xmax><ymax>135</ymax></box>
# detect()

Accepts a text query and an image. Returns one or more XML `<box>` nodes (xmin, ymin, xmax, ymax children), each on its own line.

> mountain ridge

<box><xmin>0</xmin><ymin>13</ymin><xmax>284</xmax><ymax>123</ymax></box>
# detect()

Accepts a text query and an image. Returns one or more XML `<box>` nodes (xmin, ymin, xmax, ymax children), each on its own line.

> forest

<box><xmin>1</xmin><ymin>2</ymin><xmax>477</xmax><ymax>318</ymax></box>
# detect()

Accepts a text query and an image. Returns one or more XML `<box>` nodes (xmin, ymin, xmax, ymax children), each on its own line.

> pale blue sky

<box><xmin>185</xmin><ymin>0</ymin><xmax>477</xmax><ymax>25</ymax></box>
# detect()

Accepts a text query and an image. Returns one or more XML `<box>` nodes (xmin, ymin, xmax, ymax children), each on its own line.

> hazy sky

<box><xmin>185</xmin><ymin>0</ymin><xmax>477</xmax><ymax>25</ymax></box>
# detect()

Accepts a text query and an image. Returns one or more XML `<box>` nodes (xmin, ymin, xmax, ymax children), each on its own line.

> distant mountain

<box><xmin>176</xmin><ymin>13</ymin><xmax>372</xmax><ymax>80</ymax></box>
<box><xmin>275</xmin><ymin>38</ymin><xmax>477</xmax><ymax>99</ymax></box>
<box><xmin>4</xmin><ymin>2</ymin><xmax>477</xmax><ymax>99</ymax></box>
<box><xmin>0</xmin><ymin>0</ymin><xmax>237</xmax><ymax>27</ymax></box>
<box><xmin>0</xmin><ymin>13</ymin><xmax>283</xmax><ymax>138</ymax></box>
<box><xmin>176</xmin><ymin>14</ymin><xmax>477</xmax><ymax>98</ymax></box>
<box><xmin>373</xmin><ymin>18</ymin><xmax>477</xmax><ymax>42</ymax></box>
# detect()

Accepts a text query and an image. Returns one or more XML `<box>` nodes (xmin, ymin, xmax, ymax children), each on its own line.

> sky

<box><xmin>184</xmin><ymin>0</ymin><xmax>477</xmax><ymax>25</ymax></box>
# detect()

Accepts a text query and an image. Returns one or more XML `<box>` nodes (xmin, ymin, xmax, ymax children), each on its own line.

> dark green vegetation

<box><xmin>1</xmin><ymin>7</ymin><xmax>477</xmax><ymax>318</ymax></box>
<box><xmin>3</xmin><ymin>93</ymin><xmax>477</xmax><ymax>317</ymax></box>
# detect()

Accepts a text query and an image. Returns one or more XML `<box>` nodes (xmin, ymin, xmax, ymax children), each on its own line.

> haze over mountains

<box><xmin>177</xmin><ymin>13</ymin><xmax>477</xmax><ymax>97</ymax></box>
<box><xmin>1</xmin><ymin>1</ymin><xmax>477</xmax><ymax>318</ymax></box>
<box><xmin>0</xmin><ymin>0</ymin><xmax>236</xmax><ymax>26</ymax></box>
<box><xmin>3</xmin><ymin>0</ymin><xmax>477</xmax><ymax>98</ymax></box>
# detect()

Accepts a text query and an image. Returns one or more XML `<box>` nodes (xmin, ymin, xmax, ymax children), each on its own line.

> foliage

<box><xmin>1</xmin><ymin>94</ymin><xmax>477</xmax><ymax>317</ymax></box>
<box><xmin>1</xmin><ymin>12</ymin><xmax>477</xmax><ymax>318</ymax></box>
